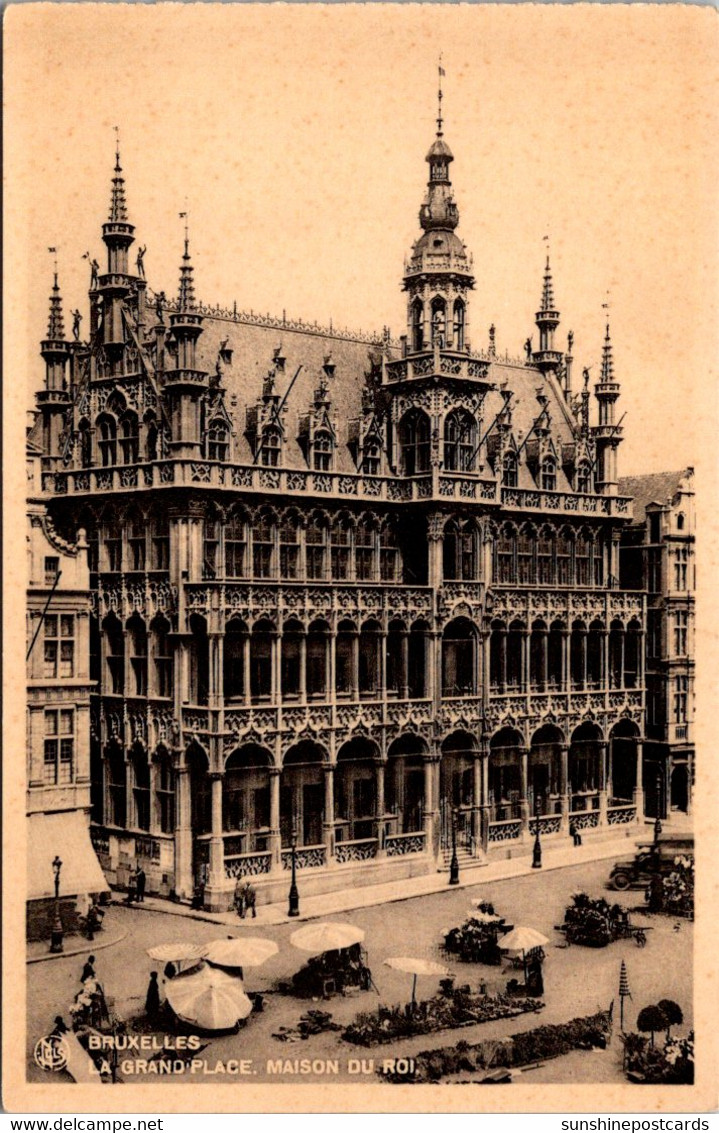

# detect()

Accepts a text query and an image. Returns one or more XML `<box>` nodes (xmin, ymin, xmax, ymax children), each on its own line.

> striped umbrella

<box><xmin>619</xmin><ymin>959</ymin><xmax>632</xmax><ymax>1030</ymax></box>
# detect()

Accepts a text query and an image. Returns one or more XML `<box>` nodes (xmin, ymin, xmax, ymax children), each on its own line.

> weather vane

<box><xmin>437</xmin><ymin>54</ymin><xmax>445</xmax><ymax>136</ymax></box>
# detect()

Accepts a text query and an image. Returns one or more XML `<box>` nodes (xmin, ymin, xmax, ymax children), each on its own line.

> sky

<box><xmin>6</xmin><ymin>3</ymin><xmax>719</xmax><ymax>475</ymax></box>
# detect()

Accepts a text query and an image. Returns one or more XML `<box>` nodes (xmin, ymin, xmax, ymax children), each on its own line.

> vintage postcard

<box><xmin>3</xmin><ymin>1</ymin><xmax>718</xmax><ymax>1115</ymax></box>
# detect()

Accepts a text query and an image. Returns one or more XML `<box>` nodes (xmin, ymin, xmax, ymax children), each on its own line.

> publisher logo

<box><xmin>34</xmin><ymin>1035</ymin><xmax>69</xmax><ymax>1072</ymax></box>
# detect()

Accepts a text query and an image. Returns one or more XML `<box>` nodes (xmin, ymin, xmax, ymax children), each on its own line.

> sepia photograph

<box><xmin>3</xmin><ymin>1</ymin><xmax>717</xmax><ymax>1115</ymax></box>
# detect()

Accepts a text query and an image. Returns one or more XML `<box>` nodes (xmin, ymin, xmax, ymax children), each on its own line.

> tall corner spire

<box><xmin>436</xmin><ymin>55</ymin><xmax>445</xmax><ymax>138</ymax></box>
<box><xmin>541</xmin><ymin>254</ymin><xmax>555</xmax><ymax>311</ymax></box>
<box><xmin>108</xmin><ymin>129</ymin><xmax>129</xmax><ymax>223</ymax></box>
<box><xmin>177</xmin><ymin>213</ymin><xmax>196</xmax><ymax>312</ymax></box>
<box><xmin>600</xmin><ymin>320</ymin><xmax>615</xmax><ymax>383</ymax></box>
<box><xmin>533</xmin><ymin>241</ymin><xmax>560</xmax><ymax>369</ymax></box>
<box><xmin>46</xmin><ymin>255</ymin><xmax>65</xmax><ymax>340</ymax></box>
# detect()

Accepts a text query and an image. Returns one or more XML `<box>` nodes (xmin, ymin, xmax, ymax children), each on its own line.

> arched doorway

<box><xmin>529</xmin><ymin>725</ymin><xmax>563</xmax><ymax>816</ymax></box>
<box><xmin>223</xmin><ymin>744</ymin><xmax>272</xmax><ymax>854</ymax></box>
<box><xmin>440</xmin><ymin>731</ymin><xmax>477</xmax><ymax>853</ymax></box>
<box><xmin>488</xmin><ymin>727</ymin><xmax>523</xmax><ymax>821</ymax></box>
<box><xmin>281</xmin><ymin>741</ymin><xmax>326</xmax><ymax>848</ymax></box>
<box><xmin>609</xmin><ymin>718</ymin><xmax>639</xmax><ymax>805</ymax></box>
<box><xmin>186</xmin><ymin>741</ymin><xmax>211</xmax><ymax>884</ymax></box>
<box><xmin>569</xmin><ymin>723</ymin><xmax>602</xmax><ymax>813</ymax></box>
<box><xmin>335</xmin><ymin>737</ymin><xmax>380</xmax><ymax>842</ymax></box>
<box><xmin>670</xmin><ymin>763</ymin><xmax>689</xmax><ymax>812</ymax></box>
<box><xmin>386</xmin><ymin>734</ymin><xmax>427</xmax><ymax>834</ymax></box>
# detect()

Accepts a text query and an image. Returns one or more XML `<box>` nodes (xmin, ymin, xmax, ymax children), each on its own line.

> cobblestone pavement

<box><xmin>26</xmin><ymin>858</ymin><xmax>692</xmax><ymax>1088</ymax></box>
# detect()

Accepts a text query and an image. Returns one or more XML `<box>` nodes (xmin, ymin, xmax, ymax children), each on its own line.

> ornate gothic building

<box><xmin>28</xmin><ymin>113</ymin><xmax>646</xmax><ymax>910</ymax></box>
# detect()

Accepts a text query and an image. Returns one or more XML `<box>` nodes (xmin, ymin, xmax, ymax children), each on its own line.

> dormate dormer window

<box><xmin>207</xmin><ymin>418</ymin><xmax>229</xmax><ymax>462</ymax></box>
<box><xmin>576</xmin><ymin>460</ymin><xmax>592</xmax><ymax>494</ymax></box>
<box><xmin>502</xmin><ymin>450</ymin><xmax>518</xmax><ymax>488</ymax></box>
<box><xmin>361</xmin><ymin>436</ymin><xmax>381</xmax><ymax>477</ymax></box>
<box><xmin>313</xmin><ymin>429</ymin><xmax>333</xmax><ymax>472</ymax></box>
<box><xmin>96</xmin><ymin>414</ymin><xmax>117</xmax><ymax>467</ymax></box>
<box><xmin>119</xmin><ymin>411</ymin><xmax>139</xmax><ymax>465</ymax></box>
<box><xmin>260</xmin><ymin>425</ymin><xmax>281</xmax><ymax>467</ymax></box>
<box><xmin>399</xmin><ymin>409</ymin><xmax>430</xmax><ymax>476</ymax></box>
<box><xmin>444</xmin><ymin>409</ymin><xmax>475</xmax><ymax>472</ymax></box>
<box><xmin>541</xmin><ymin>456</ymin><xmax>556</xmax><ymax>492</ymax></box>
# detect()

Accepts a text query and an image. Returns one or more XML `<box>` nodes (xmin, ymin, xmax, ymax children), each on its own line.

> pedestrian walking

<box><xmin>234</xmin><ymin>877</ymin><xmax>245</xmax><ymax>919</ymax></box>
<box><xmin>242</xmin><ymin>880</ymin><xmax>257</xmax><ymax>919</ymax></box>
<box><xmin>145</xmin><ymin>971</ymin><xmax>161</xmax><ymax>1019</ymax></box>
<box><xmin>569</xmin><ymin>820</ymin><xmax>582</xmax><ymax>847</ymax></box>
<box><xmin>191</xmin><ymin>880</ymin><xmax>205</xmax><ymax>910</ymax></box>
<box><xmin>126</xmin><ymin>866</ymin><xmax>138</xmax><ymax>905</ymax></box>
<box><xmin>136</xmin><ymin>865</ymin><xmax>146</xmax><ymax>903</ymax></box>
<box><xmin>80</xmin><ymin>955</ymin><xmax>96</xmax><ymax>983</ymax></box>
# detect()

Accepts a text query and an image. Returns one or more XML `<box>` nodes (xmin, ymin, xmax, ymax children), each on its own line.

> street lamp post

<box><xmin>449</xmin><ymin>807</ymin><xmax>460</xmax><ymax>885</ymax></box>
<box><xmin>288</xmin><ymin>827</ymin><xmax>300</xmax><ymax>917</ymax></box>
<box><xmin>654</xmin><ymin>771</ymin><xmax>663</xmax><ymax>842</ymax></box>
<box><xmin>50</xmin><ymin>855</ymin><xmax>64</xmax><ymax>954</ymax></box>
<box><xmin>532</xmin><ymin>798</ymin><xmax>543</xmax><ymax>870</ymax></box>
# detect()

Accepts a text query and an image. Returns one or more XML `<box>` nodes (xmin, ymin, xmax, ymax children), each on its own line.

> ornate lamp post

<box><xmin>654</xmin><ymin>771</ymin><xmax>663</xmax><ymax>842</ymax></box>
<box><xmin>50</xmin><ymin>855</ymin><xmax>64</xmax><ymax>953</ymax></box>
<box><xmin>532</xmin><ymin>796</ymin><xmax>543</xmax><ymax>869</ymax></box>
<box><xmin>288</xmin><ymin>826</ymin><xmax>300</xmax><ymax>917</ymax></box>
<box><xmin>449</xmin><ymin>807</ymin><xmax>460</xmax><ymax>885</ymax></box>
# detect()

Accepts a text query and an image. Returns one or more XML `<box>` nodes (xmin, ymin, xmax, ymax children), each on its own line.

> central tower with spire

<box><xmin>402</xmin><ymin>70</ymin><xmax>475</xmax><ymax>353</ymax></box>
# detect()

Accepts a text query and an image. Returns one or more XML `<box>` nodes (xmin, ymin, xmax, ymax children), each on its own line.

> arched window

<box><xmin>250</xmin><ymin>619</ymin><xmax>274</xmax><ymax>703</ymax></box>
<box><xmin>444</xmin><ymin>410</ymin><xmax>476</xmax><ymax>472</ymax></box>
<box><xmin>677</xmin><ymin>512</ymin><xmax>685</xmax><ymax>531</ymax></box>
<box><xmin>495</xmin><ymin>524</ymin><xmax>517</xmax><ymax>584</ymax></box>
<box><xmin>279</xmin><ymin>513</ymin><xmax>300</xmax><ymax>579</ymax></box>
<box><xmin>355</xmin><ymin>516</ymin><xmax>377</xmax><ymax>581</ymax></box>
<box><xmin>96</xmin><ymin>415</ymin><xmax>117</xmax><ymax>467</ymax></box>
<box><xmin>399</xmin><ymin>409</ymin><xmax>431</xmax><ymax>476</ymax></box>
<box><xmin>189</xmin><ymin>614</ymin><xmax>209</xmax><ymax>705</ymax></box>
<box><xmin>154</xmin><ymin>746</ymin><xmax>175</xmax><ymax>834</ymax></box>
<box><xmin>224</xmin><ymin>618</ymin><xmax>247</xmax><ymax>702</ymax></box>
<box><xmin>281</xmin><ymin>619</ymin><xmax>303</xmax><ymax>699</ymax></box>
<box><xmin>306</xmin><ymin>620</ymin><xmax>329</xmax><ymax>698</ymax></box>
<box><xmin>119</xmin><ymin>412</ymin><xmax>139</xmax><ymax>464</ymax></box>
<box><xmin>443</xmin><ymin>520</ymin><xmax>460</xmax><ymax>581</ymax></box>
<box><xmin>306</xmin><ymin>514</ymin><xmax>328</xmax><ymax>580</ymax></box>
<box><xmin>127</xmin><ymin>511</ymin><xmax>146</xmax><ymax>571</ymax></box>
<box><xmin>260</xmin><ymin>425</ymin><xmax>281</xmax><ymax>467</ymax></box>
<box><xmin>335</xmin><ymin>619</ymin><xmax>357</xmax><ymax>698</ymax></box>
<box><xmin>78</xmin><ymin>419</ymin><xmax>92</xmax><ymax>467</ymax></box>
<box><xmin>537</xmin><ymin>527</ymin><xmax>554</xmax><ymax>584</ymax></box>
<box><xmin>557</xmin><ymin>528</ymin><xmax>572</xmax><ymax>585</ymax></box>
<box><xmin>331</xmin><ymin>515</ymin><xmax>352</xmax><ymax>580</ymax></box>
<box><xmin>225</xmin><ymin>511</ymin><xmax>247</xmax><ymax>579</ymax></box>
<box><xmin>207</xmin><ymin>419</ymin><xmax>229</xmax><ymax>462</ymax></box>
<box><xmin>145</xmin><ymin>415</ymin><xmax>158</xmax><ymax>462</ymax></box>
<box><xmin>252</xmin><ymin>511</ymin><xmax>276</xmax><ymax>579</ymax></box>
<box><xmin>453</xmin><ymin>299</ymin><xmax>466</xmax><ymax>350</ymax></box>
<box><xmin>313</xmin><ymin>430</ymin><xmax>333</xmax><ymax>472</ymax></box>
<box><xmin>430</xmin><ymin>296</ymin><xmax>446</xmax><ymax>346</ymax></box>
<box><xmin>203</xmin><ymin>517</ymin><xmax>219</xmax><ymax>580</ymax></box>
<box><xmin>408</xmin><ymin>620</ymin><xmax>429</xmax><ymax>698</ymax></box>
<box><xmin>361</xmin><ymin>436</ymin><xmax>381</xmax><ymax>476</ymax></box>
<box><xmin>386</xmin><ymin>619</ymin><xmax>406</xmax><ymax>697</ymax></box>
<box><xmin>444</xmin><ymin>519</ymin><xmax>479</xmax><ymax>582</ymax></box>
<box><xmin>151</xmin><ymin>514</ymin><xmax>169</xmax><ymax>570</ymax></box>
<box><xmin>576</xmin><ymin>530</ymin><xmax>591</xmax><ymax>586</ymax></box>
<box><xmin>502</xmin><ymin>450</ymin><xmax>518</xmax><ymax>488</ymax></box>
<box><xmin>103</xmin><ymin>613</ymin><xmax>124</xmax><ymax>694</ymax></box>
<box><xmin>127</xmin><ymin>613</ymin><xmax>148</xmax><ymax>696</ymax></box>
<box><xmin>359</xmin><ymin>620</ymin><xmax>381</xmax><ymax>697</ymax></box>
<box><xmin>106</xmin><ymin>740</ymin><xmax>126</xmax><ymax>828</ymax></box>
<box><xmin>150</xmin><ymin>614</ymin><xmax>172</xmax><ymax>698</ymax></box>
<box><xmin>541</xmin><ymin>456</ymin><xmax>557</xmax><ymax>492</ymax></box>
<box><xmin>442</xmin><ymin>618</ymin><xmax>477</xmax><ymax>696</ymax></box>
<box><xmin>576</xmin><ymin>461</ymin><xmax>592</xmax><ymax>494</ymax></box>
<box><xmin>411</xmin><ymin>298</ymin><xmax>424</xmax><ymax>353</ymax></box>
<box><xmin>518</xmin><ymin>526</ymin><xmax>535</xmax><ymax>584</ymax></box>
<box><xmin>131</xmin><ymin>743</ymin><xmax>151</xmax><ymax>831</ymax></box>
<box><xmin>379</xmin><ymin>518</ymin><xmax>399</xmax><ymax>581</ymax></box>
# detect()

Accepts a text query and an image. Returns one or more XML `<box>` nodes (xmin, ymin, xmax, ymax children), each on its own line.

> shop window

<box><xmin>44</xmin><ymin>709</ymin><xmax>74</xmax><ymax>785</ymax></box>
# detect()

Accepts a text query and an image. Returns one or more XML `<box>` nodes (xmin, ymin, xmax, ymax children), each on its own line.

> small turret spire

<box><xmin>541</xmin><ymin>254</ymin><xmax>555</xmax><ymax>311</ymax></box>
<box><xmin>108</xmin><ymin>127</ymin><xmax>129</xmax><ymax>223</ymax></box>
<box><xmin>177</xmin><ymin>212</ymin><xmax>196</xmax><ymax>312</ymax></box>
<box><xmin>600</xmin><ymin>302</ymin><xmax>614</xmax><ymax>382</ymax></box>
<box><xmin>46</xmin><ymin>250</ymin><xmax>65</xmax><ymax>339</ymax></box>
<box><xmin>437</xmin><ymin>56</ymin><xmax>445</xmax><ymax>137</ymax></box>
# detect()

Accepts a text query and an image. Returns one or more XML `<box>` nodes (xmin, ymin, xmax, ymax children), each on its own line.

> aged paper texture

<box><xmin>4</xmin><ymin>1</ymin><xmax>718</xmax><ymax>1114</ymax></box>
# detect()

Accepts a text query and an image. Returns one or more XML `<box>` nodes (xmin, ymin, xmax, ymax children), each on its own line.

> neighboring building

<box><xmin>27</xmin><ymin>416</ymin><xmax>106</xmax><ymax>941</ymax></box>
<box><xmin>28</xmin><ymin>112</ymin><xmax>646</xmax><ymax>911</ymax></box>
<box><xmin>619</xmin><ymin>468</ymin><xmax>695</xmax><ymax>818</ymax></box>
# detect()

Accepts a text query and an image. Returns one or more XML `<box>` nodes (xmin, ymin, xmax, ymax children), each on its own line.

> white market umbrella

<box><xmin>500</xmin><ymin>927</ymin><xmax>549</xmax><ymax>954</ymax></box>
<box><xmin>467</xmin><ymin>910</ymin><xmax>503</xmax><ymax>924</ymax></box>
<box><xmin>165</xmin><ymin>967</ymin><xmax>253</xmax><ymax>1032</ymax></box>
<box><xmin>384</xmin><ymin>956</ymin><xmax>449</xmax><ymax>1005</ymax></box>
<box><xmin>146</xmin><ymin>942</ymin><xmax>208</xmax><ymax>963</ymax></box>
<box><xmin>205</xmin><ymin>937</ymin><xmax>278</xmax><ymax>969</ymax></box>
<box><xmin>290</xmin><ymin>922</ymin><xmax>365</xmax><ymax>954</ymax></box>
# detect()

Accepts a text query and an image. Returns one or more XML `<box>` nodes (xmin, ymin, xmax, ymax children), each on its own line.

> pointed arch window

<box><xmin>79</xmin><ymin>419</ymin><xmax>92</xmax><ymax>468</ymax></box>
<box><xmin>502</xmin><ymin>450</ymin><xmax>518</xmax><ymax>488</ymax></box>
<box><xmin>444</xmin><ymin>409</ymin><xmax>476</xmax><ymax>472</ymax></box>
<box><xmin>361</xmin><ymin>436</ymin><xmax>381</xmax><ymax>477</ymax></box>
<box><xmin>252</xmin><ymin>512</ymin><xmax>276</xmax><ymax>579</ymax></box>
<box><xmin>151</xmin><ymin>614</ymin><xmax>172</xmax><ymax>698</ymax></box>
<box><xmin>208</xmin><ymin>418</ymin><xmax>229</xmax><ymax>462</ymax></box>
<box><xmin>495</xmin><ymin>524</ymin><xmax>517</xmax><ymax>584</ymax></box>
<box><xmin>411</xmin><ymin>299</ymin><xmax>424</xmax><ymax>352</ymax></box>
<box><xmin>127</xmin><ymin>613</ymin><xmax>148</xmax><ymax>697</ymax></box>
<box><xmin>225</xmin><ymin>511</ymin><xmax>247</xmax><ymax>579</ymax></box>
<box><xmin>306</xmin><ymin>514</ymin><xmax>328</xmax><ymax>580</ymax></box>
<box><xmin>260</xmin><ymin>425</ymin><xmax>281</xmax><ymax>467</ymax></box>
<box><xmin>151</xmin><ymin>514</ymin><xmax>169</xmax><ymax>570</ymax></box>
<box><xmin>380</xmin><ymin>518</ymin><xmax>400</xmax><ymax>582</ymax></box>
<box><xmin>541</xmin><ymin>456</ymin><xmax>557</xmax><ymax>492</ymax></box>
<box><xmin>203</xmin><ymin>518</ymin><xmax>219</xmax><ymax>580</ymax></box>
<box><xmin>453</xmin><ymin>299</ymin><xmax>466</xmax><ymax>350</ymax></box>
<box><xmin>145</xmin><ymin>415</ymin><xmax>159</xmax><ymax>462</ymax></box>
<box><xmin>430</xmin><ymin>296</ymin><xmax>446</xmax><ymax>346</ymax></box>
<box><xmin>154</xmin><ymin>747</ymin><xmax>175</xmax><ymax>834</ymax></box>
<box><xmin>576</xmin><ymin>461</ymin><xmax>592</xmax><ymax>494</ymax></box>
<box><xmin>576</xmin><ymin>530</ymin><xmax>591</xmax><ymax>586</ymax></box>
<box><xmin>279</xmin><ymin>513</ymin><xmax>300</xmax><ymax>580</ymax></box>
<box><xmin>128</xmin><ymin>511</ymin><xmax>147</xmax><ymax>572</ymax></box>
<box><xmin>313</xmin><ymin>430</ymin><xmax>333</xmax><ymax>472</ymax></box>
<box><xmin>119</xmin><ymin>412</ymin><xmax>139</xmax><ymax>464</ymax></box>
<box><xmin>517</xmin><ymin>527</ymin><xmax>535</xmax><ymax>584</ymax></box>
<box><xmin>399</xmin><ymin>409</ymin><xmax>431</xmax><ymax>476</ymax></box>
<box><xmin>537</xmin><ymin>528</ymin><xmax>554</xmax><ymax>585</ymax></box>
<box><xmin>331</xmin><ymin>515</ymin><xmax>352</xmax><ymax>580</ymax></box>
<box><xmin>96</xmin><ymin>415</ymin><xmax>117</xmax><ymax>467</ymax></box>
<box><xmin>356</xmin><ymin>517</ymin><xmax>377</xmax><ymax>581</ymax></box>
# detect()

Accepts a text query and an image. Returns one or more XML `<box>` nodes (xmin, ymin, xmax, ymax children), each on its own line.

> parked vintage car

<box><xmin>607</xmin><ymin>834</ymin><xmax>694</xmax><ymax>891</ymax></box>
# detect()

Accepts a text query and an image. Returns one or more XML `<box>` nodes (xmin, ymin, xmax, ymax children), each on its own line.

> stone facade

<box><xmin>28</xmin><ymin>120</ymin><xmax>646</xmax><ymax>910</ymax></box>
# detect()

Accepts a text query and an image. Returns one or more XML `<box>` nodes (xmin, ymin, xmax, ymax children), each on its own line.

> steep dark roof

<box><xmin>618</xmin><ymin>470</ymin><xmax>690</xmax><ymax>524</ymax></box>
